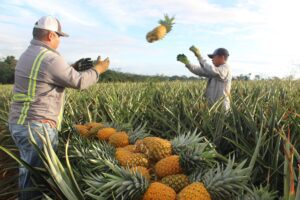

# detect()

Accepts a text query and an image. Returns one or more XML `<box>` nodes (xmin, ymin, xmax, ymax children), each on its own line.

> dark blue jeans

<box><xmin>9</xmin><ymin>121</ymin><xmax>58</xmax><ymax>200</ymax></box>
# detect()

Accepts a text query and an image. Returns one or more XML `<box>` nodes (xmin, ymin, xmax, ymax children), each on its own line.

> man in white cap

<box><xmin>177</xmin><ymin>46</ymin><xmax>232</xmax><ymax>110</ymax></box>
<box><xmin>8</xmin><ymin>16</ymin><xmax>110</xmax><ymax>199</ymax></box>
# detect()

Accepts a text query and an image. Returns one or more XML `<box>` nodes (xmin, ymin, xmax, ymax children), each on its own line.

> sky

<box><xmin>0</xmin><ymin>0</ymin><xmax>300</xmax><ymax>78</ymax></box>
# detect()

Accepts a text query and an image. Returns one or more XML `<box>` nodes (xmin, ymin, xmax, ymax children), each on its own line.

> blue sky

<box><xmin>0</xmin><ymin>0</ymin><xmax>300</xmax><ymax>78</ymax></box>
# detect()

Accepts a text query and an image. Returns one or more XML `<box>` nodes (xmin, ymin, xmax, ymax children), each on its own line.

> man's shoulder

<box><xmin>43</xmin><ymin>50</ymin><xmax>64</xmax><ymax>65</ymax></box>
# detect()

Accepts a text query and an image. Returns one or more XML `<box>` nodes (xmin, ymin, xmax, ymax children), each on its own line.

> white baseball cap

<box><xmin>34</xmin><ymin>16</ymin><xmax>69</xmax><ymax>37</ymax></box>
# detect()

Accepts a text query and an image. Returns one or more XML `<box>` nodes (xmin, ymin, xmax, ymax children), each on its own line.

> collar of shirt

<box><xmin>30</xmin><ymin>39</ymin><xmax>60</xmax><ymax>55</ymax></box>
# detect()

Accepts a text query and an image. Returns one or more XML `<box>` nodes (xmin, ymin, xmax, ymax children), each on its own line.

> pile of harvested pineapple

<box><xmin>74</xmin><ymin>122</ymin><xmax>250</xmax><ymax>200</ymax></box>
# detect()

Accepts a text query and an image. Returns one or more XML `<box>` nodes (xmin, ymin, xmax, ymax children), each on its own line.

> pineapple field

<box><xmin>0</xmin><ymin>80</ymin><xmax>300</xmax><ymax>200</ymax></box>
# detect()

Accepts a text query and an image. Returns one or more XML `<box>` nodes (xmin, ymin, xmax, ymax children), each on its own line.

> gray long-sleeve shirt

<box><xmin>9</xmin><ymin>39</ymin><xmax>99</xmax><ymax>130</ymax></box>
<box><xmin>186</xmin><ymin>57</ymin><xmax>232</xmax><ymax>110</ymax></box>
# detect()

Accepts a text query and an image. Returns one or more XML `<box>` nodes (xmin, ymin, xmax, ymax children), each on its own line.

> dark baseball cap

<box><xmin>208</xmin><ymin>48</ymin><xmax>229</xmax><ymax>59</ymax></box>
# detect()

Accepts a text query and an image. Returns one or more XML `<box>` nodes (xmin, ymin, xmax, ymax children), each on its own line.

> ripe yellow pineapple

<box><xmin>146</xmin><ymin>14</ymin><xmax>175</xmax><ymax>43</ymax></box>
<box><xmin>85</xmin><ymin>122</ymin><xmax>103</xmax><ymax>130</ymax></box>
<box><xmin>135</xmin><ymin>137</ymin><xmax>172</xmax><ymax>161</ymax></box>
<box><xmin>74</xmin><ymin>125</ymin><xmax>90</xmax><ymax>137</ymax></box>
<box><xmin>116</xmin><ymin>145</ymin><xmax>136</xmax><ymax>153</ymax></box>
<box><xmin>86</xmin><ymin>122</ymin><xmax>104</xmax><ymax>135</ymax></box>
<box><xmin>177</xmin><ymin>182</ymin><xmax>211</xmax><ymax>200</ymax></box>
<box><xmin>97</xmin><ymin>127</ymin><xmax>117</xmax><ymax>141</ymax></box>
<box><xmin>143</xmin><ymin>182</ymin><xmax>176</xmax><ymax>200</ymax></box>
<box><xmin>115</xmin><ymin>149</ymin><xmax>149</xmax><ymax>167</ymax></box>
<box><xmin>109</xmin><ymin>132</ymin><xmax>129</xmax><ymax>148</ymax></box>
<box><xmin>161</xmin><ymin>174</ymin><xmax>190</xmax><ymax>193</ymax></box>
<box><xmin>155</xmin><ymin>155</ymin><xmax>182</xmax><ymax>178</ymax></box>
<box><xmin>130</xmin><ymin>166</ymin><xmax>151</xmax><ymax>180</ymax></box>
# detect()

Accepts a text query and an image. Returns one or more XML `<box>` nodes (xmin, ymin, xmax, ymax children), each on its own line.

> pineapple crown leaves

<box><xmin>236</xmin><ymin>185</ymin><xmax>278</xmax><ymax>200</ymax></box>
<box><xmin>127</xmin><ymin>123</ymin><xmax>152</xmax><ymax>144</ymax></box>
<box><xmin>68</xmin><ymin>134</ymin><xmax>118</xmax><ymax>174</ymax></box>
<box><xmin>188</xmin><ymin>168</ymin><xmax>209</xmax><ymax>183</ymax></box>
<box><xmin>202</xmin><ymin>157</ymin><xmax>251</xmax><ymax>200</ymax></box>
<box><xmin>158</xmin><ymin>14</ymin><xmax>175</xmax><ymax>33</ymax></box>
<box><xmin>171</xmin><ymin>129</ymin><xmax>210</xmax><ymax>154</ymax></box>
<box><xmin>84</xmin><ymin>160</ymin><xmax>149</xmax><ymax>200</ymax></box>
<box><xmin>179</xmin><ymin>143</ymin><xmax>218</xmax><ymax>174</ymax></box>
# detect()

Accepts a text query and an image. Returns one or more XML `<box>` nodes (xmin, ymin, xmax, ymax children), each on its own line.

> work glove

<box><xmin>72</xmin><ymin>58</ymin><xmax>94</xmax><ymax>71</ymax></box>
<box><xmin>177</xmin><ymin>54</ymin><xmax>190</xmax><ymax>65</ymax></box>
<box><xmin>94</xmin><ymin>56</ymin><xmax>110</xmax><ymax>74</ymax></box>
<box><xmin>189</xmin><ymin>45</ymin><xmax>201</xmax><ymax>58</ymax></box>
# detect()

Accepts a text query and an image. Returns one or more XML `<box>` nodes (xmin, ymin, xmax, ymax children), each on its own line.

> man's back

<box><xmin>9</xmin><ymin>39</ymin><xmax>99</xmax><ymax>129</ymax></box>
<box><xmin>205</xmin><ymin>63</ymin><xmax>232</xmax><ymax>109</ymax></box>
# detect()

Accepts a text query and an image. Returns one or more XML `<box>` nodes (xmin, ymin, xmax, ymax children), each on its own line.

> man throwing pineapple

<box><xmin>177</xmin><ymin>46</ymin><xmax>232</xmax><ymax>110</ymax></box>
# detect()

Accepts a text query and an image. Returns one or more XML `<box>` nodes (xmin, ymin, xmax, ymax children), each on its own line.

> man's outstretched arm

<box><xmin>177</xmin><ymin>54</ymin><xmax>209</xmax><ymax>77</ymax></box>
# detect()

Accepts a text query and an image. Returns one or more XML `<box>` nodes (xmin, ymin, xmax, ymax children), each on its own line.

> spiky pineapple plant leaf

<box><xmin>68</xmin><ymin>133</ymin><xmax>118</xmax><ymax>174</ymax></box>
<box><xmin>171</xmin><ymin>129</ymin><xmax>207</xmax><ymax>154</ymax></box>
<box><xmin>159</xmin><ymin>14</ymin><xmax>175</xmax><ymax>33</ymax></box>
<box><xmin>179</xmin><ymin>140</ymin><xmax>218</xmax><ymax>173</ymax></box>
<box><xmin>237</xmin><ymin>185</ymin><xmax>278</xmax><ymax>200</ymax></box>
<box><xmin>84</xmin><ymin>160</ymin><xmax>149</xmax><ymax>200</ymax></box>
<box><xmin>188</xmin><ymin>157</ymin><xmax>251</xmax><ymax>200</ymax></box>
<box><xmin>200</xmin><ymin>157</ymin><xmax>251</xmax><ymax>200</ymax></box>
<box><xmin>127</xmin><ymin>123</ymin><xmax>152</xmax><ymax>144</ymax></box>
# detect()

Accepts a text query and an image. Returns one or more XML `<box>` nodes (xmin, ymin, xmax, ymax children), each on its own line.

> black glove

<box><xmin>72</xmin><ymin>58</ymin><xmax>94</xmax><ymax>71</ymax></box>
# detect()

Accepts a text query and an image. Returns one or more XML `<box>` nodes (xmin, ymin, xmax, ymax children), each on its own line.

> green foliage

<box><xmin>98</xmin><ymin>69</ymin><xmax>200</xmax><ymax>82</ymax></box>
<box><xmin>0</xmin><ymin>80</ymin><xmax>299</xmax><ymax>199</ymax></box>
<box><xmin>0</xmin><ymin>56</ymin><xmax>16</xmax><ymax>84</ymax></box>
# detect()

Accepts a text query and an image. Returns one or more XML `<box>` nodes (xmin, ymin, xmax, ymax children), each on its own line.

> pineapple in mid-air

<box><xmin>146</xmin><ymin>14</ymin><xmax>175</xmax><ymax>43</ymax></box>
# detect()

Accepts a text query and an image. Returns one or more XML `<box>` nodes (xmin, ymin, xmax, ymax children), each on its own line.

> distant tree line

<box><xmin>98</xmin><ymin>70</ymin><xmax>202</xmax><ymax>82</ymax></box>
<box><xmin>1</xmin><ymin>55</ymin><xmax>296</xmax><ymax>84</ymax></box>
<box><xmin>0</xmin><ymin>56</ymin><xmax>17</xmax><ymax>84</ymax></box>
